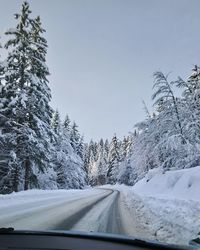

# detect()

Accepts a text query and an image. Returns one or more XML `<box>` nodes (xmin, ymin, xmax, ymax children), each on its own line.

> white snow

<box><xmin>0</xmin><ymin>188</ymin><xmax>99</xmax><ymax>210</ymax></box>
<box><xmin>72</xmin><ymin>190</ymin><xmax>118</xmax><ymax>233</ymax></box>
<box><xmin>1</xmin><ymin>167</ymin><xmax>200</xmax><ymax>247</ymax></box>
<box><xmin>133</xmin><ymin>166</ymin><xmax>200</xmax><ymax>201</ymax></box>
<box><xmin>0</xmin><ymin>188</ymin><xmax>115</xmax><ymax>231</ymax></box>
<box><xmin>109</xmin><ymin>166</ymin><xmax>200</xmax><ymax>245</ymax></box>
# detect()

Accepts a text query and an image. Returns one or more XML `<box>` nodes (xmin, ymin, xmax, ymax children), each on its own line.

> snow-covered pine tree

<box><xmin>0</xmin><ymin>38</ymin><xmax>13</xmax><ymax>193</ymax></box>
<box><xmin>152</xmin><ymin>72</ymin><xmax>185</xmax><ymax>141</ymax></box>
<box><xmin>51</xmin><ymin>111</ymin><xmax>86</xmax><ymax>189</ymax></box>
<box><xmin>96</xmin><ymin>138</ymin><xmax>107</xmax><ymax>185</ymax></box>
<box><xmin>83</xmin><ymin>143</ymin><xmax>89</xmax><ymax>183</ymax></box>
<box><xmin>76</xmin><ymin>135</ymin><xmax>84</xmax><ymax>160</ymax></box>
<box><xmin>120</xmin><ymin>136</ymin><xmax>129</xmax><ymax>161</ymax></box>
<box><xmin>104</xmin><ymin>139</ymin><xmax>109</xmax><ymax>159</ymax></box>
<box><xmin>2</xmin><ymin>2</ymin><xmax>55</xmax><ymax>191</ymax></box>
<box><xmin>107</xmin><ymin>134</ymin><xmax>120</xmax><ymax>184</ymax></box>
<box><xmin>128</xmin><ymin>71</ymin><xmax>195</xmax><ymax>183</ymax></box>
<box><xmin>86</xmin><ymin>140</ymin><xmax>96</xmax><ymax>185</ymax></box>
<box><xmin>176</xmin><ymin>65</ymin><xmax>200</xmax><ymax>144</ymax></box>
<box><xmin>173</xmin><ymin>65</ymin><xmax>200</xmax><ymax>168</ymax></box>
<box><xmin>70</xmin><ymin>122</ymin><xmax>80</xmax><ymax>152</ymax></box>
<box><xmin>151</xmin><ymin>72</ymin><xmax>190</xmax><ymax>170</ymax></box>
<box><xmin>117</xmin><ymin>133</ymin><xmax>135</xmax><ymax>185</ymax></box>
<box><xmin>69</xmin><ymin>122</ymin><xmax>86</xmax><ymax>174</ymax></box>
<box><xmin>51</xmin><ymin>110</ymin><xmax>61</xmax><ymax>135</ymax></box>
<box><xmin>25</xmin><ymin>15</ymin><xmax>56</xmax><ymax>190</ymax></box>
<box><xmin>63</xmin><ymin>114</ymin><xmax>71</xmax><ymax>135</ymax></box>
<box><xmin>117</xmin><ymin>158</ymin><xmax>133</xmax><ymax>185</ymax></box>
<box><xmin>93</xmin><ymin>142</ymin><xmax>98</xmax><ymax>161</ymax></box>
<box><xmin>83</xmin><ymin>138</ymin><xmax>108</xmax><ymax>186</ymax></box>
<box><xmin>2</xmin><ymin>2</ymin><xmax>36</xmax><ymax>192</ymax></box>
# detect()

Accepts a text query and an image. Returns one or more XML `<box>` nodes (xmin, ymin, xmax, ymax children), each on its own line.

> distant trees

<box><xmin>51</xmin><ymin>110</ymin><xmax>86</xmax><ymax>189</ymax></box>
<box><xmin>85</xmin><ymin>67</ymin><xmax>200</xmax><ymax>187</ymax></box>
<box><xmin>84</xmin><ymin>134</ymin><xmax>134</xmax><ymax>186</ymax></box>
<box><xmin>107</xmin><ymin>135</ymin><xmax>120</xmax><ymax>184</ymax></box>
<box><xmin>122</xmin><ymin>67</ymin><xmax>200</xmax><ymax>185</ymax></box>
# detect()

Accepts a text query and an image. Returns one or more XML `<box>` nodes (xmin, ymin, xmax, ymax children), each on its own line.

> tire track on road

<box><xmin>0</xmin><ymin>189</ymin><xmax>112</xmax><ymax>230</ymax></box>
<box><xmin>53</xmin><ymin>189</ymin><xmax>114</xmax><ymax>230</ymax></box>
<box><xmin>70</xmin><ymin>189</ymin><xmax>124</xmax><ymax>235</ymax></box>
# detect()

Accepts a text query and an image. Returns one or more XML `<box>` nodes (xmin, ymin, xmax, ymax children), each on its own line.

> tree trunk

<box><xmin>24</xmin><ymin>158</ymin><xmax>30</xmax><ymax>190</ymax></box>
<box><xmin>13</xmin><ymin>166</ymin><xmax>19</xmax><ymax>192</ymax></box>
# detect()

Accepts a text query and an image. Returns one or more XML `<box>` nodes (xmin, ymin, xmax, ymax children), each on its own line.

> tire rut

<box><xmin>106</xmin><ymin>190</ymin><xmax>124</xmax><ymax>234</ymax></box>
<box><xmin>52</xmin><ymin>189</ymin><xmax>114</xmax><ymax>230</ymax></box>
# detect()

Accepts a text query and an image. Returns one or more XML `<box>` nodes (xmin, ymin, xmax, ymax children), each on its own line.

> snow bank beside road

<box><xmin>110</xmin><ymin>166</ymin><xmax>200</xmax><ymax>245</ymax></box>
<box><xmin>133</xmin><ymin>166</ymin><xmax>200</xmax><ymax>201</ymax></box>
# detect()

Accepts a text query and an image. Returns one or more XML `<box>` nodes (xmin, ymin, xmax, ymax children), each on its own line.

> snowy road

<box><xmin>0</xmin><ymin>187</ymin><xmax>196</xmax><ymax>246</ymax></box>
<box><xmin>0</xmin><ymin>188</ymin><xmax>125</xmax><ymax>235</ymax></box>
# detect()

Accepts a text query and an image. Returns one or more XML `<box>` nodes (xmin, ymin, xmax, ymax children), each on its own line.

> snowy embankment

<box><xmin>113</xmin><ymin>166</ymin><xmax>200</xmax><ymax>245</ymax></box>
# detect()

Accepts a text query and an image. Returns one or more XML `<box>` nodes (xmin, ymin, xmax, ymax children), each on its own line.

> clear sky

<box><xmin>1</xmin><ymin>0</ymin><xmax>200</xmax><ymax>141</ymax></box>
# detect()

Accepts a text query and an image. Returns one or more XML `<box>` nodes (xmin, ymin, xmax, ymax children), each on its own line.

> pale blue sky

<box><xmin>1</xmin><ymin>0</ymin><xmax>200</xmax><ymax>141</ymax></box>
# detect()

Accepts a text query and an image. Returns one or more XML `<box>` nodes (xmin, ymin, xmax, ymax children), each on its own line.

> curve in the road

<box><xmin>0</xmin><ymin>189</ymin><xmax>112</xmax><ymax>230</ymax></box>
<box><xmin>69</xmin><ymin>189</ymin><xmax>124</xmax><ymax>235</ymax></box>
<box><xmin>54</xmin><ymin>189</ymin><xmax>114</xmax><ymax>230</ymax></box>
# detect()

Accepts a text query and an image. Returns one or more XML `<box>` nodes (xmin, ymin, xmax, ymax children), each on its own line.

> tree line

<box><xmin>86</xmin><ymin>67</ymin><xmax>200</xmax><ymax>186</ymax></box>
<box><xmin>84</xmin><ymin>134</ymin><xmax>134</xmax><ymax>186</ymax></box>
<box><xmin>1</xmin><ymin>1</ymin><xmax>199</xmax><ymax>194</ymax></box>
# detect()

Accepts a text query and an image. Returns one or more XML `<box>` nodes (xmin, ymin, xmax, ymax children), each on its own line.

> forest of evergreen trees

<box><xmin>1</xmin><ymin>2</ymin><xmax>200</xmax><ymax>194</ymax></box>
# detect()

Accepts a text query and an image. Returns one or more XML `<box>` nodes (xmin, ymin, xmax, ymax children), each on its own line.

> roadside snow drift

<box><xmin>113</xmin><ymin>166</ymin><xmax>200</xmax><ymax>245</ymax></box>
<box><xmin>133</xmin><ymin>166</ymin><xmax>200</xmax><ymax>201</ymax></box>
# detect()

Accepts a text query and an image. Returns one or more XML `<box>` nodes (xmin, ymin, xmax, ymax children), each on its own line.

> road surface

<box><xmin>0</xmin><ymin>188</ymin><xmax>128</xmax><ymax>235</ymax></box>
<box><xmin>0</xmin><ymin>188</ymin><xmax>194</xmax><ymax>245</ymax></box>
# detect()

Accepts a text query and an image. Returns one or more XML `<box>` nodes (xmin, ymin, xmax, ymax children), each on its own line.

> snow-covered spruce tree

<box><xmin>152</xmin><ymin>72</ymin><xmax>185</xmax><ymax>141</ymax></box>
<box><xmin>174</xmin><ymin>65</ymin><xmax>200</xmax><ymax>168</ymax></box>
<box><xmin>107</xmin><ymin>134</ymin><xmax>120</xmax><ymax>184</ymax></box>
<box><xmin>150</xmin><ymin>72</ymin><xmax>194</xmax><ymax>171</ymax></box>
<box><xmin>69</xmin><ymin>121</ymin><xmax>84</xmax><ymax>160</ymax></box>
<box><xmin>83</xmin><ymin>138</ymin><xmax>107</xmax><ymax>186</ymax></box>
<box><xmin>70</xmin><ymin>122</ymin><xmax>80</xmax><ymax>151</ymax></box>
<box><xmin>120</xmin><ymin>136</ymin><xmax>129</xmax><ymax>161</ymax></box>
<box><xmin>93</xmin><ymin>142</ymin><xmax>98</xmax><ymax>161</ymax></box>
<box><xmin>96</xmin><ymin>139</ymin><xmax>107</xmax><ymax>185</ymax></box>
<box><xmin>176</xmin><ymin>66</ymin><xmax>200</xmax><ymax>143</ymax></box>
<box><xmin>117</xmin><ymin>133</ymin><xmax>135</xmax><ymax>185</ymax></box>
<box><xmin>83</xmin><ymin>138</ymin><xmax>109</xmax><ymax>186</ymax></box>
<box><xmin>131</xmin><ymin>72</ymin><xmax>187</xmax><ymax>177</ymax></box>
<box><xmin>51</xmin><ymin>111</ymin><xmax>86</xmax><ymax>189</ymax></box>
<box><xmin>86</xmin><ymin>140</ymin><xmax>97</xmax><ymax>185</ymax></box>
<box><xmin>104</xmin><ymin>139</ymin><xmax>110</xmax><ymax>159</ymax></box>
<box><xmin>131</xmin><ymin>73</ymin><xmax>184</xmax><ymax>178</ymax></box>
<box><xmin>51</xmin><ymin>110</ymin><xmax>61</xmax><ymax>135</ymax></box>
<box><xmin>1</xmin><ymin>2</ymin><xmax>36</xmax><ymax>192</ymax></box>
<box><xmin>25</xmin><ymin>15</ymin><xmax>56</xmax><ymax>190</ymax></box>
<box><xmin>76</xmin><ymin>135</ymin><xmax>84</xmax><ymax>160</ymax></box>
<box><xmin>51</xmin><ymin>110</ymin><xmax>65</xmax><ymax>188</ymax></box>
<box><xmin>117</xmin><ymin>158</ymin><xmax>133</xmax><ymax>185</ymax></box>
<box><xmin>63</xmin><ymin>114</ymin><xmax>71</xmax><ymax>134</ymax></box>
<box><xmin>128</xmin><ymin>71</ymin><xmax>200</xmax><ymax>183</ymax></box>
<box><xmin>0</xmin><ymin>39</ymin><xmax>15</xmax><ymax>193</ymax></box>
<box><xmin>83</xmin><ymin>143</ymin><xmax>90</xmax><ymax>184</ymax></box>
<box><xmin>2</xmin><ymin>2</ymin><xmax>56</xmax><ymax>191</ymax></box>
